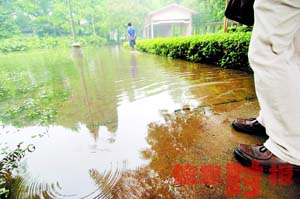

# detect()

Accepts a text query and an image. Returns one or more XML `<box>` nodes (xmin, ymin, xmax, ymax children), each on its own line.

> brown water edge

<box><xmin>0</xmin><ymin>46</ymin><xmax>299</xmax><ymax>198</ymax></box>
<box><xmin>66</xmin><ymin>48</ymin><xmax>300</xmax><ymax>198</ymax></box>
<box><xmin>83</xmin><ymin>100</ymin><xmax>300</xmax><ymax>199</ymax></box>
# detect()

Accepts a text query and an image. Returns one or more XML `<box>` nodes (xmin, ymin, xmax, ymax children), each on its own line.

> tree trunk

<box><xmin>92</xmin><ymin>17</ymin><xmax>97</xmax><ymax>36</ymax></box>
<box><xmin>223</xmin><ymin>0</ymin><xmax>229</xmax><ymax>33</ymax></box>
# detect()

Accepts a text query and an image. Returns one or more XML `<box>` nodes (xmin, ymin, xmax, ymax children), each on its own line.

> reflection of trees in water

<box><xmin>9</xmin><ymin>175</ymin><xmax>61</xmax><ymax>199</ymax></box>
<box><xmin>89</xmin><ymin>167</ymin><xmax>177</xmax><ymax>199</ymax></box>
<box><xmin>89</xmin><ymin>109</ymin><xmax>208</xmax><ymax>198</ymax></box>
<box><xmin>144</xmin><ymin>109</ymin><xmax>206</xmax><ymax>179</ymax></box>
<box><xmin>74</xmin><ymin>49</ymin><xmax>99</xmax><ymax>136</ymax></box>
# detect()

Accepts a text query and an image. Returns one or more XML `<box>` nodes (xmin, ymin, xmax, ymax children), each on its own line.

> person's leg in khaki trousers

<box><xmin>233</xmin><ymin>0</ymin><xmax>300</xmax><ymax>169</ymax></box>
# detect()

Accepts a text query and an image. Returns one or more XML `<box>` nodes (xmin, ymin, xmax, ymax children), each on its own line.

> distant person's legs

<box><xmin>233</xmin><ymin>0</ymin><xmax>300</xmax><ymax>170</ymax></box>
<box><xmin>129</xmin><ymin>39</ymin><xmax>136</xmax><ymax>50</ymax></box>
<box><xmin>132</xmin><ymin>39</ymin><xmax>136</xmax><ymax>50</ymax></box>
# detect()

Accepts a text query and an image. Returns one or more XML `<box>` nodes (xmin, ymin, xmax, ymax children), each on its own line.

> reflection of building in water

<box><xmin>56</xmin><ymin>48</ymin><xmax>118</xmax><ymax>140</ymax></box>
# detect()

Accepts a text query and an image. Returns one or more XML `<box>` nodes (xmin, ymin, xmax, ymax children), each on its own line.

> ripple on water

<box><xmin>1</xmin><ymin>47</ymin><xmax>255</xmax><ymax>198</ymax></box>
<box><xmin>13</xmin><ymin>166</ymin><xmax>123</xmax><ymax>199</ymax></box>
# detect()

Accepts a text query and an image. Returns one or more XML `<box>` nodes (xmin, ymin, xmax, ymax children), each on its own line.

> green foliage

<box><xmin>0</xmin><ymin>184</ymin><xmax>9</xmax><ymax>199</ymax></box>
<box><xmin>0</xmin><ymin>38</ymin><xmax>29</xmax><ymax>53</ymax></box>
<box><xmin>0</xmin><ymin>0</ymin><xmax>228</xmax><ymax>41</ymax></box>
<box><xmin>77</xmin><ymin>36</ymin><xmax>106</xmax><ymax>47</ymax></box>
<box><xmin>0</xmin><ymin>0</ymin><xmax>157</xmax><ymax>40</ymax></box>
<box><xmin>0</xmin><ymin>59</ymin><xmax>71</xmax><ymax>126</ymax></box>
<box><xmin>0</xmin><ymin>36</ymin><xmax>106</xmax><ymax>53</ymax></box>
<box><xmin>227</xmin><ymin>25</ymin><xmax>253</xmax><ymax>33</ymax></box>
<box><xmin>1</xmin><ymin>91</ymin><xmax>69</xmax><ymax>126</ymax></box>
<box><xmin>182</xmin><ymin>0</ymin><xmax>225</xmax><ymax>23</ymax></box>
<box><xmin>131</xmin><ymin>32</ymin><xmax>252</xmax><ymax>71</ymax></box>
<box><xmin>0</xmin><ymin>144</ymin><xmax>35</xmax><ymax>199</ymax></box>
<box><xmin>0</xmin><ymin>1</ymin><xmax>20</xmax><ymax>38</ymax></box>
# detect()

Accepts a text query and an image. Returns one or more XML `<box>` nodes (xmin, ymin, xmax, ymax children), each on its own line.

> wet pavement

<box><xmin>0</xmin><ymin>46</ymin><xmax>299</xmax><ymax>198</ymax></box>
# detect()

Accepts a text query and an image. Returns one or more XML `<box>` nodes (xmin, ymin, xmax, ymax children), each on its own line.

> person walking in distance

<box><xmin>127</xmin><ymin>22</ymin><xmax>136</xmax><ymax>51</ymax></box>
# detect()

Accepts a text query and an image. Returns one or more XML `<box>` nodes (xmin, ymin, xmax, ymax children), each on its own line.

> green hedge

<box><xmin>0</xmin><ymin>36</ymin><xmax>106</xmax><ymax>53</ymax></box>
<box><xmin>128</xmin><ymin>32</ymin><xmax>252</xmax><ymax>72</ymax></box>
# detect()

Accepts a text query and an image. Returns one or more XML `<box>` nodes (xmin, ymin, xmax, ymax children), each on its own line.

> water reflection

<box><xmin>58</xmin><ymin>48</ymin><xmax>119</xmax><ymax>141</ymax></box>
<box><xmin>71</xmin><ymin>47</ymin><xmax>118</xmax><ymax>140</ymax></box>
<box><xmin>86</xmin><ymin>109</ymin><xmax>212</xmax><ymax>198</ymax></box>
<box><xmin>0</xmin><ymin>47</ymin><xmax>257</xmax><ymax>198</ymax></box>
<box><xmin>130</xmin><ymin>53</ymin><xmax>138</xmax><ymax>78</ymax></box>
<box><xmin>88</xmin><ymin>103</ymin><xmax>299</xmax><ymax>199</ymax></box>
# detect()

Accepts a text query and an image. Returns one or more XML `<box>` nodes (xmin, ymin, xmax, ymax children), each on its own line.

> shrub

<box><xmin>0</xmin><ymin>36</ymin><xmax>106</xmax><ymax>53</ymax></box>
<box><xmin>227</xmin><ymin>25</ymin><xmax>253</xmax><ymax>33</ymax></box>
<box><xmin>126</xmin><ymin>32</ymin><xmax>252</xmax><ymax>72</ymax></box>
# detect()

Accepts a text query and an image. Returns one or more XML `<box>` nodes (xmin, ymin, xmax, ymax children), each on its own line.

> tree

<box><xmin>0</xmin><ymin>1</ymin><xmax>20</xmax><ymax>38</ymax></box>
<box><xmin>0</xmin><ymin>0</ymin><xmax>227</xmax><ymax>39</ymax></box>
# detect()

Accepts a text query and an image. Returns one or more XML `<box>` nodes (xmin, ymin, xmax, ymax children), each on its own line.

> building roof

<box><xmin>147</xmin><ymin>3</ymin><xmax>197</xmax><ymax>17</ymax></box>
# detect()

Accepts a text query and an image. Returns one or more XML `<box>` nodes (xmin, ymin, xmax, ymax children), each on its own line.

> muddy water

<box><xmin>0</xmin><ymin>46</ymin><xmax>257</xmax><ymax>198</ymax></box>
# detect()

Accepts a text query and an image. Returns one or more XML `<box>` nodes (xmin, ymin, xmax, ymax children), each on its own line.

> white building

<box><xmin>143</xmin><ymin>3</ymin><xmax>197</xmax><ymax>39</ymax></box>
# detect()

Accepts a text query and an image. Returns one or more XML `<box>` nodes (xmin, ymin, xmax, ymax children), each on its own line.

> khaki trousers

<box><xmin>249</xmin><ymin>0</ymin><xmax>300</xmax><ymax>165</ymax></box>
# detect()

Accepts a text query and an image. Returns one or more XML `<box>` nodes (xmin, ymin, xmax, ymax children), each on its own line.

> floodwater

<box><xmin>1</xmin><ymin>47</ymin><xmax>299</xmax><ymax>199</ymax></box>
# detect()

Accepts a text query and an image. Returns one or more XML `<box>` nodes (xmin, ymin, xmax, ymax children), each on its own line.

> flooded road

<box><xmin>1</xmin><ymin>47</ymin><xmax>299</xmax><ymax>199</ymax></box>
